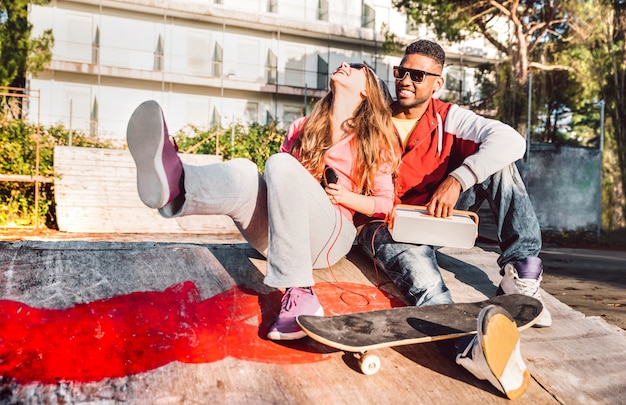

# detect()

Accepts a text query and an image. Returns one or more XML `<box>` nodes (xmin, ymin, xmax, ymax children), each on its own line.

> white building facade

<box><xmin>28</xmin><ymin>0</ymin><xmax>500</xmax><ymax>141</ymax></box>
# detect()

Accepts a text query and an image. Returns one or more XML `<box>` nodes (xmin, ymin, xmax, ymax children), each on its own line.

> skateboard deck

<box><xmin>297</xmin><ymin>294</ymin><xmax>543</xmax><ymax>374</ymax></box>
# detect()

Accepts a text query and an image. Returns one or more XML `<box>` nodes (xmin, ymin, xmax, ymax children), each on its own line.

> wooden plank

<box><xmin>0</xmin><ymin>174</ymin><xmax>53</xmax><ymax>183</ymax></box>
<box><xmin>53</xmin><ymin>146</ymin><xmax>239</xmax><ymax>233</ymax></box>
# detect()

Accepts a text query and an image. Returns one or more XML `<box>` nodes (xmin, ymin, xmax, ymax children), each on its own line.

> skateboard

<box><xmin>297</xmin><ymin>294</ymin><xmax>543</xmax><ymax>375</ymax></box>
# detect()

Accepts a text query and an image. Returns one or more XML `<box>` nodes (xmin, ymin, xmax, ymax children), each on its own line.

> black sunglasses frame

<box><xmin>337</xmin><ymin>62</ymin><xmax>374</xmax><ymax>72</ymax></box>
<box><xmin>348</xmin><ymin>63</ymin><xmax>366</xmax><ymax>70</ymax></box>
<box><xmin>393</xmin><ymin>66</ymin><xmax>440</xmax><ymax>83</ymax></box>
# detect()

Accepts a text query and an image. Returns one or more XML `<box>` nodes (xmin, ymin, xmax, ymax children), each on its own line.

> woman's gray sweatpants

<box><xmin>159</xmin><ymin>154</ymin><xmax>356</xmax><ymax>289</ymax></box>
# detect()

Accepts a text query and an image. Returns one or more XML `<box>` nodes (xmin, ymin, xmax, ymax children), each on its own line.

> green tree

<box><xmin>0</xmin><ymin>0</ymin><xmax>53</xmax><ymax>88</ymax></box>
<box><xmin>394</xmin><ymin>0</ymin><xmax>574</xmax><ymax>85</ymax></box>
<box><xmin>393</xmin><ymin>0</ymin><xmax>576</xmax><ymax>129</ymax></box>
<box><xmin>394</xmin><ymin>0</ymin><xmax>625</xmax><ymax>227</ymax></box>
<box><xmin>175</xmin><ymin>122</ymin><xmax>285</xmax><ymax>171</ymax></box>
<box><xmin>548</xmin><ymin>0</ymin><xmax>626</xmax><ymax>227</ymax></box>
<box><xmin>594</xmin><ymin>0</ymin><xmax>626</xmax><ymax>226</ymax></box>
<box><xmin>0</xmin><ymin>119</ymin><xmax>115</xmax><ymax>227</ymax></box>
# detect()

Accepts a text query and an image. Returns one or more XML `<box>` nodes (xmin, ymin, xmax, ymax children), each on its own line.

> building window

<box><xmin>405</xmin><ymin>17</ymin><xmax>429</xmax><ymax>37</ymax></box>
<box><xmin>362</xmin><ymin>4</ymin><xmax>375</xmax><ymax>29</ymax></box>
<box><xmin>154</xmin><ymin>35</ymin><xmax>164</xmax><ymax>71</ymax></box>
<box><xmin>445</xmin><ymin>68</ymin><xmax>462</xmax><ymax>93</ymax></box>
<box><xmin>66</xmin><ymin>13</ymin><xmax>92</xmax><ymax>63</ymax></box>
<box><xmin>316</xmin><ymin>55</ymin><xmax>328</xmax><ymax>90</ymax></box>
<box><xmin>266</xmin><ymin>49</ymin><xmax>277</xmax><ymax>84</ymax></box>
<box><xmin>317</xmin><ymin>0</ymin><xmax>328</xmax><ymax>21</ymax></box>
<box><xmin>236</xmin><ymin>39</ymin><xmax>260</xmax><ymax>81</ymax></box>
<box><xmin>377</xmin><ymin>63</ymin><xmax>393</xmax><ymax>100</ymax></box>
<box><xmin>92</xmin><ymin>26</ymin><xmax>100</xmax><ymax>64</ymax></box>
<box><xmin>268</xmin><ymin>0</ymin><xmax>277</xmax><ymax>13</ymax></box>
<box><xmin>90</xmin><ymin>97</ymin><xmax>98</xmax><ymax>137</ymax></box>
<box><xmin>188</xmin><ymin>33</ymin><xmax>210</xmax><ymax>76</ymax></box>
<box><xmin>245</xmin><ymin>102</ymin><xmax>258</xmax><ymax>123</ymax></box>
<box><xmin>66</xmin><ymin>86</ymin><xmax>91</xmax><ymax>133</ymax></box>
<box><xmin>284</xmin><ymin>46</ymin><xmax>305</xmax><ymax>87</ymax></box>
<box><xmin>266</xmin><ymin>110</ymin><xmax>274</xmax><ymax>125</ymax></box>
<box><xmin>212</xmin><ymin>43</ymin><xmax>223</xmax><ymax>77</ymax></box>
<box><xmin>283</xmin><ymin>105</ymin><xmax>303</xmax><ymax>128</ymax></box>
<box><xmin>211</xmin><ymin>106</ymin><xmax>221</xmax><ymax>129</ymax></box>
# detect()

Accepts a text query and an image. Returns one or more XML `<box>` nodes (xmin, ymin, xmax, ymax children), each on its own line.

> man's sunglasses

<box><xmin>393</xmin><ymin>66</ymin><xmax>440</xmax><ymax>83</ymax></box>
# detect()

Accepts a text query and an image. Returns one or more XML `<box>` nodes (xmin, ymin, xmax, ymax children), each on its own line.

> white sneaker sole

<box><xmin>532</xmin><ymin>306</ymin><xmax>552</xmax><ymax>328</ymax></box>
<box><xmin>480</xmin><ymin>306</ymin><xmax>531</xmax><ymax>400</ymax></box>
<box><xmin>267</xmin><ymin>307</ymin><xmax>324</xmax><ymax>341</ymax></box>
<box><xmin>267</xmin><ymin>329</ymin><xmax>307</xmax><ymax>341</ymax></box>
<box><xmin>126</xmin><ymin>100</ymin><xmax>169</xmax><ymax>208</ymax></box>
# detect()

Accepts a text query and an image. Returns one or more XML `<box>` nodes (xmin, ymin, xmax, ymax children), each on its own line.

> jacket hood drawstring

<box><xmin>436</xmin><ymin>112</ymin><xmax>443</xmax><ymax>156</ymax></box>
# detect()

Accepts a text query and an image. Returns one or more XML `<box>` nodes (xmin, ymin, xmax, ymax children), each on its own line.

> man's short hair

<box><xmin>404</xmin><ymin>39</ymin><xmax>445</xmax><ymax>66</ymax></box>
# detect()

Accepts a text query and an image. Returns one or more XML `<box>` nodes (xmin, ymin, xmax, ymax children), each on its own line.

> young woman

<box><xmin>126</xmin><ymin>62</ymin><xmax>400</xmax><ymax>341</ymax></box>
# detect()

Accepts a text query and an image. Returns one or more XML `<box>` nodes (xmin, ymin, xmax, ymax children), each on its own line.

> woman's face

<box><xmin>330</xmin><ymin>62</ymin><xmax>369</xmax><ymax>94</ymax></box>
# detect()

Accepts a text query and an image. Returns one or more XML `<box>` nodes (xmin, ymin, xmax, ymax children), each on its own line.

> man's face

<box><xmin>395</xmin><ymin>53</ymin><xmax>444</xmax><ymax>111</ymax></box>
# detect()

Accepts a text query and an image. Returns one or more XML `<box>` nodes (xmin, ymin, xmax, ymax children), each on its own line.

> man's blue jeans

<box><xmin>357</xmin><ymin>163</ymin><xmax>542</xmax><ymax>306</ymax></box>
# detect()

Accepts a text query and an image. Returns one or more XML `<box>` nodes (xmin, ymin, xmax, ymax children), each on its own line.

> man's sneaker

<box><xmin>126</xmin><ymin>100</ymin><xmax>183</xmax><ymax>209</ymax></box>
<box><xmin>456</xmin><ymin>305</ymin><xmax>531</xmax><ymax>400</ymax></box>
<box><xmin>267</xmin><ymin>287</ymin><xmax>323</xmax><ymax>340</ymax></box>
<box><xmin>498</xmin><ymin>262</ymin><xmax>552</xmax><ymax>327</ymax></box>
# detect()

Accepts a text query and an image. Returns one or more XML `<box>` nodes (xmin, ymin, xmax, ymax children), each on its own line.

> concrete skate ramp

<box><xmin>0</xmin><ymin>239</ymin><xmax>624</xmax><ymax>404</ymax></box>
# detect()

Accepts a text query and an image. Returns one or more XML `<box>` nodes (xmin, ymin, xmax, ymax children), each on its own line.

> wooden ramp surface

<box><xmin>0</xmin><ymin>238</ymin><xmax>624</xmax><ymax>404</ymax></box>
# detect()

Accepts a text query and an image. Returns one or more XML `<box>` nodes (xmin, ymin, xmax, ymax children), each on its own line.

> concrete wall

<box><xmin>524</xmin><ymin>142</ymin><xmax>601</xmax><ymax>232</ymax></box>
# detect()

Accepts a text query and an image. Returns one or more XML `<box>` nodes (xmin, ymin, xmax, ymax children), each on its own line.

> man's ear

<box><xmin>433</xmin><ymin>75</ymin><xmax>445</xmax><ymax>94</ymax></box>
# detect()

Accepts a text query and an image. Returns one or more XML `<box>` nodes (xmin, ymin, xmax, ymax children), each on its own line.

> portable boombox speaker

<box><xmin>388</xmin><ymin>205</ymin><xmax>479</xmax><ymax>249</ymax></box>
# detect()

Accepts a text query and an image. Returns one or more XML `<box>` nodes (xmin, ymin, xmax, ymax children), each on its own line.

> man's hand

<box><xmin>426</xmin><ymin>176</ymin><xmax>462</xmax><ymax>217</ymax></box>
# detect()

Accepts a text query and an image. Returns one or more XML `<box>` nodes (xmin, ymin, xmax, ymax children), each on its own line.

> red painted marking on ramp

<box><xmin>0</xmin><ymin>281</ymin><xmax>402</xmax><ymax>384</ymax></box>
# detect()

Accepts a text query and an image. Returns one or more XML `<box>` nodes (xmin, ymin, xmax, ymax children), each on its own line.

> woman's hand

<box><xmin>324</xmin><ymin>183</ymin><xmax>344</xmax><ymax>205</ymax></box>
<box><xmin>324</xmin><ymin>183</ymin><xmax>375</xmax><ymax>215</ymax></box>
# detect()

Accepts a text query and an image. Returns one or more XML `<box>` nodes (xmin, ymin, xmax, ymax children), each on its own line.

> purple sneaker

<box><xmin>126</xmin><ymin>100</ymin><xmax>183</xmax><ymax>209</ymax></box>
<box><xmin>267</xmin><ymin>287</ymin><xmax>324</xmax><ymax>341</ymax></box>
<box><xmin>497</xmin><ymin>258</ymin><xmax>552</xmax><ymax>327</ymax></box>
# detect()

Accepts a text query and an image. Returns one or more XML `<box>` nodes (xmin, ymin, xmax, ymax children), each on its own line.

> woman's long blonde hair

<box><xmin>290</xmin><ymin>67</ymin><xmax>401</xmax><ymax>195</ymax></box>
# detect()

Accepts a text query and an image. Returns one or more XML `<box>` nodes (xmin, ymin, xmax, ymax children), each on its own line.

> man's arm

<box><xmin>445</xmin><ymin>105</ymin><xmax>526</xmax><ymax>191</ymax></box>
<box><xmin>427</xmin><ymin>105</ymin><xmax>525</xmax><ymax>217</ymax></box>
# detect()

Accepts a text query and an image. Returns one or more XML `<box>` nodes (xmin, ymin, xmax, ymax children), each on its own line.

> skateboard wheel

<box><xmin>358</xmin><ymin>353</ymin><xmax>381</xmax><ymax>375</ymax></box>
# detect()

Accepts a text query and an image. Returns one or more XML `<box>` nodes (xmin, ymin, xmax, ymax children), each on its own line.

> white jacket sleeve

<box><xmin>445</xmin><ymin>105</ymin><xmax>526</xmax><ymax>191</ymax></box>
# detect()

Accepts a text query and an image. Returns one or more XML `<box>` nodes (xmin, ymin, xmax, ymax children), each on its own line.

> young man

<box><xmin>357</xmin><ymin>39</ymin><xmax>549</xmax><ymax>399</ymax></box>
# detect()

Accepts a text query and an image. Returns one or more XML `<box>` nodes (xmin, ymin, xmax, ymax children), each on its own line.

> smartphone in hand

<box><xmin>320</xmin><ymin>166</ymin><xmax>338</xmax><ymax>187</ymax></box>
